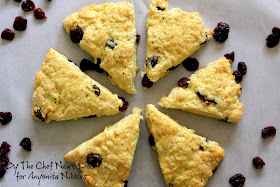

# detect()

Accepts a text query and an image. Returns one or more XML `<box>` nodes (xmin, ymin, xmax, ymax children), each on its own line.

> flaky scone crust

<box><xmin>158</xmin><ymin>57</ymin><xmax>243</xmax><ymax>123</ymax></box>
<box><xmin>64</xmin><ymin>107</ymin><xmax>143</xmax><ymax>187</ymax></box>
<box><xmin>145</xmin><ymin>104</ymin><xmax>224</xmax><ymax>187</ymax></box>
<box><xmin>63</xmin><ymin>2</ymin><xmax>138</xmax><ymax>94</ymax></box>
<box><xmin>143</xmin><ymin>0</ymin><xmax>214</xmax><ymax>83</ymax></box>
<box><xmin>32</xmin><ymin>48</ymin><xmax>123</xmax><ymax>123</ymax></box>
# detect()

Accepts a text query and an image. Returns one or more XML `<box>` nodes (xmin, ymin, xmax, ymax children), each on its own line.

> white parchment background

<box><xmin>0</xmin><ymin>0</ymin><xmax>280</xmax><ymax>186</ymax></box>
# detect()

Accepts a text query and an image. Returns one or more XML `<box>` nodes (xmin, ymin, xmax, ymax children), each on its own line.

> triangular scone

<box><xmin>32</xmin><ymin>48</ymin><xmax>126</xmax><ymax>123</ymax></box>
<box><xmin>145</xmin><ymin>104</ymin><xmax>224</xmax><ymax>187</ymax></box>
<box><xmin>63</xmin><ymin>2</ymin><xmax>138</xmax><ymax>94</ymax></box>
<box><xmin>143</xmin><ymin>0</ymin><xmax>214</xmax><ymax>85</ymax></box>
<box><xmin>158</xmin><ymin>57</ymin><xmax>243</xmax><ymax>123</ymax></box>
<box><xmin>64</xmin><ymin>107</ymin><xmax>143</xmax><ymax>187</ymax></box>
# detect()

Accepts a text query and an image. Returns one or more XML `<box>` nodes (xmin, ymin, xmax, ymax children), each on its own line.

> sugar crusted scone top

<box><xmin>144</xmin><ymin>0</ymin><xmax>213</xmax><ymax>83</ymax></box>
<box><xmin>158</xmin><ymin>57</ymin><xmax>243</xmax><ymax>123</ymax></box>
<box><xmin>145</xmin><ymin>104</ymin><xmax>224</xmax><ymax>187</ymax></box>
<box><xmin>32</xmin><ymin>48</ymin><xmax>123</xmax><ymax>123</ymax></box>
<box><xmin>64</xmin><ymin>107</ymin><xmax>143</xmax><ymax>187</ymax></box>
<box><xmin>63</xmin><ymin>2</ymin><xmax>138</xmax><ymax>94</ymax></box>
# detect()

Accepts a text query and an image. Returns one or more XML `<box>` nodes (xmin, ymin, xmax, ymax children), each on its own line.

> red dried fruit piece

<box><xmin>183</xmin><ymin>58</ymin><xmax>199</xmax><ymax>71</ymax></box>
<box><xmin>142</xmin><ymin>74</ymin><xmax>153</xmax><ymax>88</ymax></box>
<box><xmin>0</xmin><ymin>167</ymin><xmax>6</xmax><ymax>178</ymax></box>
<box><xmin>252</xmin><ymin>157</ymin><xmax>265</xmax><ymax>169</ymax></box>
<box><xmin>123</xmin><ymin>180</ymin><xmax>128</xmax><ymax>187</ymax></box>
<box><xmin>19</xmin><ymin>138</ymin><xmax>32</xmax><ymax>151</ymax></box>
<box><xmin>229</xmin><ymin>173</ymin><xmax>246</xmax><ymax>187</ymax></box>
<box><xmin>213</xmin><ymin>22</ymin><xmax>230</xmax><ymax>43</ymax></box>
<box><xmin>146</xmin><ymin>56</ymin><xmax>158</xmax><ymax>67</ymax></box>
<box><xmin>13</xmin><ymin>16</ymin><xmax>27</xmax><ymax>31</ymax></box>
<box><xmin>197</xmin><ymin>92</ymin><xmax>217</xmax><ymax>105</ymax></box>
<box><xmin>118</xmin><ymin>96</ymin><xmax>129</xmax><ymax>112</ymax></box>
<box><xmin>70</xmin><ymin>25</ymin><xmax>84</xmax><ymax>43</ymax></box>
<box><xmin>177</xmin><ymin>77</ymin><xmax>190</xmax><ymax>87</ymax></box>
<box><xmin>1</xmin><ymin>29</ymin><xmax>15</xmax><ymax>41</ymax></box>
<box><xmin>87</xmin><ymin>153</ymin><xmax>102</xmax><ymax>167</ymax></box>
<box><xmin>224</xmin><ymin>51</ymin><xmax>235</xmax><ymax>62</ymax></box>
<box><xmin>80</xmin><ymin>58</ymin><xmax>104</xmax><ymax>73</ymax></box>
<box><xmin>0</xmin><ymin>112</ymin><xmax>12</xmax><ymax>125</ymax></box>
<box><xmin>148</xmin><ymin>134</ymin><xmax>155</xmax><ymax>146</ymax></box>
<box><xmin>0</xmin><ymin>142</ymin><xmax>11</xmax><ymax>154</ymax></box>
<box><xmin>0</xmin><ymin>161</ymin><xmax>7</xmax><ymax>168</ymax></box>
<box><xmin>80</xmin><ymin>59</ymin><xmax>96</xmax><ymax>71</ymax></box>
<box><xmin>0</xmin><ymin>154</ymin><xmax>9</xmax><ymax>167</ymax></box>
<box><xmin>156</xmin><ymin>6</ymin><xmax>165</xmax><ymax>11</ymax></box>
<box><xmin>92</xmin><ymin>85</ymin><xmax>100</xmax><ymax>96</ymax></box>
<box><xmin>238</xmin><ymin>62</ymin><xmax>247</xmax><ymax>76</ymax></box>
<box><xmin>21</xmin><ymin>0</ymin><xmax>35</xmax><ymax>12</ymax></box>
<box><xmin>262</xmin><ymin>126</ymin><xmax>276</xmax><ymax>139</ymax></box>
<box><xmin>272</xmin><ymin>27</ymin><xmax>280</xmax><ymax>36</ymax></box>
<box><xmin>197</xmin><ymin>92</ymin><xmax>207</xmax><ymax>102</ymax></box>
<box><xmin>33</xmin><ymin>8</ymin><xmax>47</xmax><ymax>19</ymax></box>
<box><xmin>266</xmin><ymin>34</ymin><xmax>279</xmax><ymax>48</ymax></box>
<box><xmin>233</xmin><ymin>71</ymin><xmax>242</xmax><ymax>83</ymax></box>
<box><xmin>34</xmin><ymin>109</ymin><xmax>46</xmax><ymax>122</ymax></box>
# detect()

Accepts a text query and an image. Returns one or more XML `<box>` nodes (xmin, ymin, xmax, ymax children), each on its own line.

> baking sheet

<box><xmin>0</xmin><ymin>0</ymin><xmax>280</xmax><ymax>186</ymax></box>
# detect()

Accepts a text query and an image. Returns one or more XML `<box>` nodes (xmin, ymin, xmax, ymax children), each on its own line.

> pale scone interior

<box><xmin>158</xmin><ymin>57</ymin><xmax>243</xmax><ymax>123</ymax></box>
<box><xmin>64</xmin><ymin>107</ymin><xmax>143</xmax><ymax>187</ymax></box>
<box><xmin>145</xmin><ymin>104</ymin><xmax>225</xmax><ymax>187</ymax></box>
<box><xmin>143</xmin><ymin>0</ymin><xmax>214</xmax><ymax>85</ymax></box>
<box><xmin>32</xmin><ymin>48</ymin><xmax>124</xmax><ymax>123</ymax></box>
<box><xmin>63</xmin><ymin>2</ymin><xmax>138</xmax><ymax>94</ymax></box>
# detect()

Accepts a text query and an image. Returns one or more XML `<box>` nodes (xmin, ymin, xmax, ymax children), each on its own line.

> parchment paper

<box><xmin>0</xmin><ymin>0</ymin><xmax>279</xmax><ymax>186</ymax></box>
